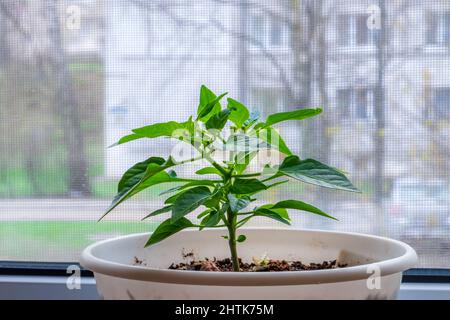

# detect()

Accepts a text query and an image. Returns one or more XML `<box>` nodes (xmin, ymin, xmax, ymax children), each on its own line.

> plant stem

<box><xmin>201</xmin><ymin>141</ymin><xmax>239</xmax><ymax>271</ymax></box>
<box><xmin>212</xmin><ymin>161</ymin><xmax>229</xmax><ymax>177</ymax></box>
<box><xmin>226</xmin><ymin>207</ymin><xmax>240</xmax><ymax>272</ymax></box>
<box><xmin>232</xmin><ymin>172</ymin><xmax>262</xmax><ymax>178</ymax></box>
<box><xmin>175</xmin><ymin>155</ymin><xmax>203</xmax><ymax>165</ymax></box>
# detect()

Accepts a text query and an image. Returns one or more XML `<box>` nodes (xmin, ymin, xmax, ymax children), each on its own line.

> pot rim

<box><xmin>80</xmin><ymin>228</ymin><xmax>418</xmax><ymax>286</ymax></box>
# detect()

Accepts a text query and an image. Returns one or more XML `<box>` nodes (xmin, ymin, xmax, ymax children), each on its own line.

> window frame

<box><xmin>1</xmin><ymin>265</ymin><xmax>449</xmax><ymax>300</ymax></box>
<box><xmin>336</xmin><ymin>87</ymin><xmax>376</xmax><ymax>121</ymax></box>
<box><xmin>426</xmin><ymin>12</ymin><xmax>450</xmax><ymax>47</ymax></box>
<box><xmin>249</xmin><ymin>87</ymin><xmax>287</xmax><ymax>118</ymax></box>
<box><xmin>0</xmin><ymin>261</ymin><xmax>93</xmax><ymax>277</ymax></box>
<box><xmin>433</xmin><ymin>87</ymin><xmax>450</xmax><ymax>120</ymax></box>
<box><xmin>1</xmin><ymin>261</ymin><xmax>449</xmax><ymax>284</ymax></box>
<box><xmin>337</xmin><ymin>13</ymin><xmax>376</xmax><ymax>49</ymax></box>
<box><xmin>248</xmin><ymin>13</ymin><xmax>290</xmax><ymax>51</ymax></box>
<box><xmin>1</xmin><ymin>1</ymin><xmax>450</xmax><ymax>293</ymax></box>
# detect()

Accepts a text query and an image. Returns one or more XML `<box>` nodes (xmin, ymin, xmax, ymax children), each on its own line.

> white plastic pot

<box><xmin>80</xmin><ymin>228</ymin><xmax>417</xmax><ymax>300</ymax></box>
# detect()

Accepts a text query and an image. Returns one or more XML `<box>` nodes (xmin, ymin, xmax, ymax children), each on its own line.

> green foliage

<box><xmin>258</xmin><ymin>108</ymin><xmax>323</xmax><ymax>128</ymax></box>
<box><xmin>231</xmin><ymin>178</ymin><xmax>267</xmax><ymax>194</ymax></box>
<box><xmin>133</xmin><ymin>119</ymin><xmax>194</xmax><ymax>139</ymax></box>
<box><xmin>145</xmin><ymin>218</ymin><xmax>194</xmax><ymax>247</ymax></box>
<box><xmin>278</xmin><ymin>156</ymin><xmax>359</xmax><ymax>192</ymax></box>
<box><xmin>102</xmin><ymin>84</ymin><xmax>360</xmax><ymax>271</ymax></box>
<box><xmin>227</xmin><ymin>98</ymin><xmax>250</xmax><ymax>128</ymax></box>
<box><xmin>171</xmin><ymin>186</ymin><xmax>212</xmax><ymax>222</ymax></box>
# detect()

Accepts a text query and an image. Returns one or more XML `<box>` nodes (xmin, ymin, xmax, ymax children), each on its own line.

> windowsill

<box><xmin>399</xmin><ymin>282</ymin><xmax>450</xmax><ymax>300</ymax></box>
<box><xmin>0</xmin><ymin>275</ymin><xmax>449</xmax><ymax>300</ymax></box>
<box><xmin>248</xmin><ymin>46</ymin><xmax>291</xmax><ymax>54</ymax></box>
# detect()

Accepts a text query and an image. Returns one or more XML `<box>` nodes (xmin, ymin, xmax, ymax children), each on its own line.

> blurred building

<box><xmin>104</xmin><ymin>1</ymin><xmax>244</xmax><ymax>175</ymax></box>
<box><xmin>0</xmin><ymin>0</ymin><xmax>103</xmax><ymax>62</ymax></box>
<box><xmin>328</xmin><ymin>0</ymin><xmax>450</xmax><ymax>180</ymax></box>
<box><xmin>61</xmin><ymin>0</ymin><xmax>104</xmax><ymax>58</ymax></box>
<box><xmin>104</xmin><ymin>0</ymin><xmax>450</xmax><ymax>180</ymax></box>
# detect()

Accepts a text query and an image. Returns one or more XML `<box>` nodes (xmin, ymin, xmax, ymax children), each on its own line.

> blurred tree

<box><xmin>0</xmin><ymin>0</ymin><xmax>91</xmax><ymax>197</ymax></box>
<box><xmin>374</xmin><ymin>0</ymin><xmax>386</xmax><ymax>205</ymax></box>
<box><xmin>46</xmin><ymin>0</ymin><xmax>91</xmax><ymax>196</ymax></box>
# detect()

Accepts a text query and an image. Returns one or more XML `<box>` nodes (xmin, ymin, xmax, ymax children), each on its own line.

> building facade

<box><xmin>105</xmin><ymin>0</ymin><xmax>450</xmax><ymax>181</ymax></box>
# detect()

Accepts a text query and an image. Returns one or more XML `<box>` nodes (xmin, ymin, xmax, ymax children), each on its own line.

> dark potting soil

<box><xmin>169</xmin><ymin>258</ymin><xmax>346</xmax><ymax>272</ymax></box>
<box><xmin>165</xmin><ymin>258</ymin><xmax>347</xmax><ymax>272</ymax></box>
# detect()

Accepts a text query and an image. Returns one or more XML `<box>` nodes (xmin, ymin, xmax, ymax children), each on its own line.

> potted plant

<box><xmin>81</xmin><ymin>85</ymin><xmax>417</xmax><ymax>300</ymax></box>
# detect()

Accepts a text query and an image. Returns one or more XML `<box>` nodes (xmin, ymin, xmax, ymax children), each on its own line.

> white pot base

<box><xmin>81</xmin><ymin>228</ymin><xmax>417</xmax><ymax>300</ymax></box>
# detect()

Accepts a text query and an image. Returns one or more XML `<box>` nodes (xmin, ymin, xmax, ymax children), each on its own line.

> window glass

<box><xmin>337</xmin><ymin>88</ymin><xmax>373</xmax><ymax>120</ymax></box>
<box><xmin>445</xmin><ymin>14</ymin><xmax>450</xmax><ymax>43</ymax></box>
<box><xmin>337</xmin><ymin>89</ymin><xmax>352</xmax><ymax>119</ymax></box>
<box><xmin>337</xmin><ymin>14</ymin><xmax>351</xmax><ymax>46</ymax></box>
<box><xmin>356</xmin><ymin>15</ymin><xmax>369</xmax><ymax>45</ymax></box>
<box><xmin>249</xmin><ymin>12</ymin><xmax>289</xmax><ymax>49</ymax></box>
<box><xmin>355</xmin><ymin>89</ymin><xmax>368</xmax><ymax>119</ymax></box>
<box><xmin>427</xmin><ymin>12</ymin><xmax>450</xmax><ymax>45</ymax></box>
<box><xmin>271</xmin><ymin>19</ymin><xmax>283</xmax><ymax>46</ymax></box>
<box><xmin>338</xmin><ymin>13</ymin><xmax>375</xmax><ymax>47</ymax></box>
<box><xmin>252</xmin><ymin>15</ymin><xmax>265</xmax><ymax>44</ymax></box>
<box><xmin>434</xmin><ymin>88</ymin><xmax>450</xmax><ymax>119</ymax></box>
<box><xmin>250</xmin><ymin>88</ymin><xmax>285</xmax><ymax>118</ymax></box>
<box><xmin>0</xmin><ymin>0</ymin><xmax>449</xmax><ymax>269</ymax></box>
<box><xmin>426</xmin><ymin>13</ymin><xmax>439</xmax><ymax>45</ymax></box>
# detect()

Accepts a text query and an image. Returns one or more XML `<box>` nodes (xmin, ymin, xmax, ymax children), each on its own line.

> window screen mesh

<box><xmin>0</xmin><ymin>0</ymin><xmax>449</xmax><ymax>268</ymax></box>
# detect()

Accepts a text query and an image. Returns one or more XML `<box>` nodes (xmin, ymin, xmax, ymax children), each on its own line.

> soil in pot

<box><xmin>134</xmin><ymin>256</ymin><xmax>347</xmax><ymax>272</ymax></box>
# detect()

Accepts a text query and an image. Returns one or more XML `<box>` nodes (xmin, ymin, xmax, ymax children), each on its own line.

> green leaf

<box><xmin>231</xmin><ymin>178</ymin><xmax>267</xmax><ymax>194</ymax></box>
<box><xmin>102</xmin><ymin>170</ymin><xmax>169</xmax><ymax>218</ymax></box>
<box><xmin>197</xmin><ymin>85</ymin><xmax>217</xmax><ymax>114</ymax></box>
<box><xmin>237</xmin><ymin>235</ymin><xmax>247</xmax><ymax>243</ymax></box>
<box><xmin>159</xmin><ymin>184</ymin><xmax>187</xmax><ymax>196</ymax></box>
<box><xmin>258</xmin><ymin>204</ymin><xmax>290</xmax><ymax>219</ymax></box>
<box><xmin>141</xmin><ymin>205</ymin><xmax>172</xmax><ymax>220</ymax></box>
<box><xmin>203</xmin><ymin>189</ymin><xmax>222</xmax><ymax>208</ymax></box>
<box><xmin>234</xmin><ymin>151</ymin><xmax>257</xmax><ymax>174</ymax></box>
<box><xmin>145</xmin><ymin>217</ymin><xmax>194</xmax><ymax>247</ymax></box>
<box><xmin>164</xmin><ymin>191</ymin><xmax>183</xmax><ymax>204</ymax></box>
<box><xmin>260</xmin><ymin>108</ymin><xmax>322</xmax><ymax>128</ymax></box>
<box><xmin>172</xmin><ymin>186</ymin><xmax>212</xmax><ymax>221</ymax></box>
<box><xmin>132</xmin><ymin>119</ymin><xmax>194</xmax><ymax>139</ymax></box>
<box><xmin>197</xmin><ymin>92</ymin><xmax>228</xmax><ymax>122</ymax></box>
<box><xmin>109</xmin><ymin>133</ymin><xmax>144</xmax><ymax>148</ymax></box>
<box><xmin>159</xmin><ymin>180</ymin><xmax>216</xmax><ymax>196</ymax></box>
<box><xmin>227</xmin><ymin>194</ymin><xmax>251</xmax><ymax>212</ymax></box>
<box><xmin>196</xmin><ymin>167</ymin><xmax>222</xmax><ymax>176</ymax></box>
<box><xmin>200</xmin><ymin>210</ymin><xmax>221</xmax><ymax>229</ymax></box>
<box><xmin>243</xmin><ymin>110</ymin><xmax>260</xmax><ymax>128</ymax></box>
<box><xmin>254</xmin><ymin>208</ymin><xmax>291</xmax><ymax>225</ymax></box>
<box><xmin>100</xmin><ymin>158</ymin><xmax>180</xmax><ymax>220</ymax></box>
<box><xmin>118</xmin><ymin>157</ymin><xmax>165</xmax><ymax>193</ymax></box>
<box><xmin>222</xmin><ymin>134</ymin><xmax>270</xmax><ymax>152</ymax></box>
<box><xmin>279</xmin><ymin>156</ymin><xmax>360</xmax><ymax>192</ymax></box>
<box><xmin>272</xmin><ymin>200</ymin><xmax>337</xmax><ymax>220</ymax></box>
<box><xmin>227</xmin><ymin>98</ymin><xmax>250</xmax><ymax>128</ymax></box>
<box><xmin>197</xmin><ymin>209</ymin><xmax>213</xmax><ymax>219</ymax></box>
<box><xmin>205</xmin><ymin>108</ymin><xmax>232</xmax><ymax>130</ymax></box>
<box><xmin>265</xmin><ymin>179</ymin><xmax>289</xmax><ymax>190</ymax></box>
<box><xmin>256</xmin><ymin>127</ymin><xmax>292</xmax><ymax>155</ymax></box>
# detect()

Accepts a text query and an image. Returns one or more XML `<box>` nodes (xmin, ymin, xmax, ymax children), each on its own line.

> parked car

<box><xmin>386</xmin><ymin>178</ymin><xmax>450</xmax><ymax>241</ymax></box>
